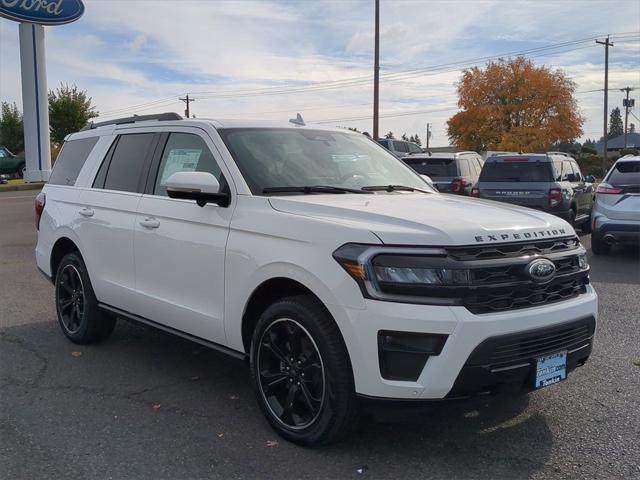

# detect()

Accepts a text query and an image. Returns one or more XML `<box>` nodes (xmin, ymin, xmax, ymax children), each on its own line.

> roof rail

<box><xmin>81</xmin><ymin>112</ymin><xmax>182</xmax><ymax>131</ymax></box>
<box><xmin>546</xmin><ymin>151</ymin><xmax>572</xmax><ymax>157</ymax></box>
<box><xmin>455</xmin><ymin>150</ymin><xmax>478</xmax><ymax>156</ymax></box>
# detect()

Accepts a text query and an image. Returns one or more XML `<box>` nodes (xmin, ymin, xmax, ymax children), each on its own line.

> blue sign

<box><xmin>0</xmin><ymin>0</ymin><xmax>84</xmax><ymax>25</ymax></box>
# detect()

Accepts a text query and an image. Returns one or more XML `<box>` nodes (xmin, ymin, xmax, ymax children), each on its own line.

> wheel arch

<box><xmin>50</xmin><ymin>236</ymin><xmax>82</xmax><ymax>283</ymax></box>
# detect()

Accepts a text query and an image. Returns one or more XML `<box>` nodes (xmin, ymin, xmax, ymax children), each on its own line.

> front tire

<box><xmin>55</xmin><ymin>252</ymin><xmax>116</xmax><ymax>344</ymax></box>
<box><xmin>250</xmin><ymin>295</ymin><xmax>357</xmax><ymax>446</ymax></box>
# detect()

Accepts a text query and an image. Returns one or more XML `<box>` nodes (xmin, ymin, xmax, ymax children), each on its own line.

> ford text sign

<box><xmin>0</xmin><ymin>0</ymin><xmax>84</xmax><ymax>25</ymax></box>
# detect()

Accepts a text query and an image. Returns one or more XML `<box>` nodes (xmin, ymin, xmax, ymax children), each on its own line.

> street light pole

<box><xmin>373</xmin><ymin>0</ymin><xmax>380</xmax><ymax>141</ymax></box>
<box><xmin>596</xmin><ymin>36</ymin><xmax>613</xmax><ymax>174</ymax></box>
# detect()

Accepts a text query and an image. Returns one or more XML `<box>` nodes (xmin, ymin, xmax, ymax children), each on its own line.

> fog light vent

<box><xmin>378</xmin><ymin>331</ymin><xmax>448</xmax><ymax>381</ymax></box>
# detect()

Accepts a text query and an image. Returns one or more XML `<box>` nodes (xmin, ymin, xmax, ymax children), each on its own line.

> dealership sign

<box><xmin>0</xmin><ymin>0</ymin><xmax>84</xmax><ymax>25</ymax></box>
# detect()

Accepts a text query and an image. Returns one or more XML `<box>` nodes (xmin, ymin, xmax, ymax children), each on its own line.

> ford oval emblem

<box><xmin>0</xmin><ymin>0</ymin><xmax>85</xmax><ymax>26</ymax></box>
<box><xmin>527</xmin><ymin>258</ymin><xmax>556</xmax><ymax>283</ymax></box>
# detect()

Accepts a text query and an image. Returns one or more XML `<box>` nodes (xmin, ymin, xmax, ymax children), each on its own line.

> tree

<box><xmin>48</xmin><ymin>83</ymin><xmax>98</xmax><ymax>144</ymax></box>
<box><xmin>413</xmin><ymin>134</ymin><xmax>422</xmax><ymax>146</ymax></box>
<box><xmin>384</xmin><ymin>131</ymin><xmax>395</xmax><ymax>139</ymax></box>
<box><xmin>630</xmin><ymin>123</ymin><xmax>636</xmax><ymax>134</ymax></box>
<box><xmin>0</xmin><ymin>102</ymin><xmax>24</xmax><ymax>154</ymax></box>
<box><xmin>447</xmin><ymin>56</ymin><xmax>583</xmax><ymax>152</ymax></box>
<box><xmin>401</xmin><ymin>133</ymin><xmax>409</xmax><ymax>141</ymax></box>
<box><xmin>608</xmin><ymin>107</ymin><xmax>623</xmax><ymax>139</ymax></box>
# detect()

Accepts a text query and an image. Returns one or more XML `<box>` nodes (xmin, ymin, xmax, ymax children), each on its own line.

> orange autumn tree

<box><xmin>447</xmin><ymin>57</ymin><xmax>583</xmax><ymax>152</ymax></box>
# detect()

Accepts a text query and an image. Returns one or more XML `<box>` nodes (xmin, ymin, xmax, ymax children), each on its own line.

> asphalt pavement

<box><xmin>1</xmin><ymin>190</ymin><xmax>639</xmax><ymax>480</ymax></box>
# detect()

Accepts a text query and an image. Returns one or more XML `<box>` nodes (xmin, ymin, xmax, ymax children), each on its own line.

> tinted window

<box><xmin>378</xmin><ymin>139</ymin><xmax>389</xmax><ymax>148</ymax></box>
<box><xmin>607</xmin><ymin>161</ymin><xmax>640</xmax><ymax>186</ymax></box>
<box><xmin>407</xmin><ymin>143</ymin><xmax>422</xmax><ymax>153</ymax></box>
<box><xmin>394</xmin><ymin>141</ymin><xmax>409</xmax><ymax>153</ymax></box>
<box><xmin>479</xmin><ymin>160</ymin><xmax>554</xmax><ymax>182</ymax></box>
<box><xmin>48</xmin><ymin>137</ymin><xmax>99</xmax><ymax>186</ymax></box>
<box><xmin>0</xmin><ymin>147</ymin><xmax>11</xmax><ymax>158</ymax></box>
<box><xmin>154</xmin><ymin>133</ymin><xmax>224</xmax><ymax>196</ymax></box>
<box><xmin>103</xmin><ymin>133</ymin><xmax>155</xmax><ymax>193</ymax></box>
<box><xmin>571</xmin><ymin>161</ymin><xmax>582</xmax><ymax>181</ymax></box>
<box><xmin>552</xmin><ymin>160</ymin><xmax>564</xmax><ymax>180</ymax></box>
<box><xmin>404</xmin><ymin>158</ymin><xmax>457</xmax><ymax>178</ymax></box>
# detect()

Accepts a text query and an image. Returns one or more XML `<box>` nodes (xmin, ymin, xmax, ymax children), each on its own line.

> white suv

<box><xmin>35</xmin><ymin>113</ymin><xmax>598</xmax><ymax>446</ymax></box>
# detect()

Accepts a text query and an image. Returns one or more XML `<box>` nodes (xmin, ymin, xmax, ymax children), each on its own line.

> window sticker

<box><xmin>160</xmin><ymin>148</ymin><xmax>202</xmax><ymax>185</ymax></box>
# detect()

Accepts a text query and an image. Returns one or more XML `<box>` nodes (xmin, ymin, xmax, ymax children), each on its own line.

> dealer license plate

<box><xmin>534</xmin><ymin>351</ymin><xmax>567</xmax><ymax>389</ymax></box>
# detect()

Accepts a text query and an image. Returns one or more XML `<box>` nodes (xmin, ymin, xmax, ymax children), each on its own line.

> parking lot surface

<box><xmin>1</xmin><ymin>190</ymin><xmax>639</xmax><ymax>479</ymax></box>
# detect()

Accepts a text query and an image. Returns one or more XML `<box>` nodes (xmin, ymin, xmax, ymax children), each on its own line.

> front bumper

<box><xmin>340</xmin><ymin>284</ymin><xmax>597</xmax><ymax>400</ymax></box>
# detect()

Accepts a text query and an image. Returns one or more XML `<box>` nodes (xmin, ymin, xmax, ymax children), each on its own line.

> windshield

<box><xmin>218</xmin><ymin>128</ymin><xmax>433</xmax><ymax>194</ymax></box>
<box><xmin>607</xmin><ymin>161</ymin><xmax>640</xmax><ymax>186</ymax></box>
<box><xmin>479</xmin><ymin>160</ymin><xmax>554</xmax><ymax>182</ymax></box>
<box><xmin>403</xmin><ymin>157</ymin><xmax>457</xmax><ymax>178</ymax></box>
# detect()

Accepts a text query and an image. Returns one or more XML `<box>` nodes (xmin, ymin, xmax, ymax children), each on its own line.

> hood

<box><xmin>269</xmin><ymin>192</ymin><xmax>574</xmax><ymax>246</ymax></box>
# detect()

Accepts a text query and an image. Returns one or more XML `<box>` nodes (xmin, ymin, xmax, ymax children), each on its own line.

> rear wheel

<box><xmin>17</xmin><ymin>162</ymin><xmax>25</xmax><ymax>179</ymax></box>
<box><xmin>591</xmin><ymin>234</ymin><xmax>611</xmax><ymax>255</ymax></box>
<box><xmin>55</xmin><ymin>252</ymin><xmax>116</xmax><ymax>343</ymax></box>
<box><xmin>250</xmin><ymin>295</ymin><xmax>357</xmax><ymax>446</ymax></box>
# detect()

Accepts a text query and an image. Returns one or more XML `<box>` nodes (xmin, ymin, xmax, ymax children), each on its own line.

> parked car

<box><xmin>402</xmin><ymin>151</ymin><xmax>484</xmax><ymax>195</ymax></box>
<box><xmin>472</xmin><ymin>152</ymin><xmax>595</xmax><ymax>230</ymax></box>
<box><xmin>35</xmin><ymin>113</ymin><xmax>596</xmax><ymax>446</ymax></box>
<box><xmin>0</xmin><ymin>146</ymin><xmax>25</xmax><ymax>178</ymax></box>
<box><xmin>590</xmin><ymin>155</ymin><xmax>640</xmax><ymax>254</ymax></box>
<box><xmin>377</xmin><ymin>138</ymin><xmax>422</xmax><ymax>158</ymax></box>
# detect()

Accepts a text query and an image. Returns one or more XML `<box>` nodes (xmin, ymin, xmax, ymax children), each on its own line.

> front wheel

<box><xmin>250</xmin><ymin>296</ymin><xmax>357</xmax><ymax>446</ymax></box>
<box><xmin>55</xmin><ymin>252</ymin><xmax>116</xmax><ymax>343</ymax></box>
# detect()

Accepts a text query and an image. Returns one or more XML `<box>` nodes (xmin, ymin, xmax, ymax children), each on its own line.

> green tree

<box><xmin>0</xmin><ymin>102</ymin><xmax>24</xmax><ymax>154</ymax></box>
<box><xmin>401</xmin><ymin>133</ymin><xmax>409</xmax><ymax>141</ymax></box>
<box><xmin>608</xmin><ymin>107</ymin><xmax>623</xmax><ymax>139</ymax></box>
<box><xmin>48</xmin><ymin>83</ymin><xmax>98</xmax><ymax>144</ymax></box>
<box><xmin>413</xmin><ymin>134</ymin><xmax>422</xmax><ymax>146</ymax></box>
<box><xmin>384</xmin><ymin>131</ymin><xmax>395</xmax><ymax>139</ymax></box>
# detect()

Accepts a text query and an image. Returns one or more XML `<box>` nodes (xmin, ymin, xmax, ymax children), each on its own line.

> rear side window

<box><xmin>378</xmin><ymin>139</ymin><xmax>389</xmax><ymax>148</ymax></box>
<box><xmin>394</xmin><ymin>141</ymin><xmax>409</xmax><ymax>153</ymax></box>
<box><xmin>479</xmin><ymin>160</ymin><xmax>554</xmax><ymax>182</ymax></box>
<box><xmin>103</xmin><ymin>133</ymin><xmax>155</xmax><ymax>193</ymax></box>
<box><xmin>407</xmin><ymin>143</ymin><xmax>422</xmax><ymax>153</ymax></box>
<box><xmin>607</xmin><ymin>161</ymin><xmax>640</xmax><ymax>186</ymax></box>
<box><xmin>404</xmin><ymin>158</ymin><xmax>457</xmax><ymax>178</ymax></box>
<box><xmin>48</xmin><ymin>137</ymin><xmax>99</xmax><ymax>186</ymax></box>
<box><xmin>458</xmin><ymin>159</ymin><xmax>471</xmax><ymax>177</ymax></box>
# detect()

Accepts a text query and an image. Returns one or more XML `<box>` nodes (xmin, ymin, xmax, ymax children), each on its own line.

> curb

<box><xmin>0</xmin><ymin>182</ymin><xmax>45</xmax><ymax>192</ymax></box>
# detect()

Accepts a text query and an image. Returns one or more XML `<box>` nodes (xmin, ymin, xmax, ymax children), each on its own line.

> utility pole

<box><xmin>596</xmin><ymin>36</ymin><xmax>613</xmax><ymax>174</ymax></box>
<box><xmin>372</xmin><ymin>0</ymin><xmax>380</xmax><ymax>140</ymax></box>
<box><xmin>179</xmin><ymin>94</ymin><xmax>195</xmax><ymax>119</ymax></box>
<box><xmin>621</xmin><ymin>86</ymin><xmax>635</xmax><ymax>149</ymax></box>
<box><xmin>426</xmin><ymin>123</ymin><xmax>431</xmax><ymax>149</ymax></box>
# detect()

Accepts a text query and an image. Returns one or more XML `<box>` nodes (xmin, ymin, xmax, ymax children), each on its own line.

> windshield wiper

<box><xmin>361</xmin><ymin>185</ymin><xmax>433</xmax><ymax>194</ymax></box>
<box><xmin>263</xmin><ymin>185</ymin><xmax>372</xmax><ymax>194</ymax></box>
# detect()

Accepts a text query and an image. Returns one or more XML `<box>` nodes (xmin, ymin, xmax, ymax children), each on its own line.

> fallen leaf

<box><xmin>357</xmin><ymin>465</ymin><xmax>369</xmax><ymax>474</ymax></box>
<box><xmin>71</xmin><ymin>351</ymin><xmax>82</xmax><ymax>357</ymax></box>
<box><xmin>266</xmin><ymin>440</ymin><xmax>278</xmax><ymax>447</ymax></box>
<box><xmin>633</xmin><ymin>360</ymin><xmax>640</xmax><ymax>367</ymax></box>
<box><xmin>190</xmin><ymin>376</ymin><xmax>200</xmax><ymax>381</ymax></box>
<box><xmin>217</xmin><ymin>433</ymin><xmax>224</xmax><ymax>438</ymax></box>
<box><xmin>152</xmin><ymin>404</ymin><xmax>162</xmax><ymax>411</ymax></box>
<box><xmin>230</xmin><ymin>394</ymin><xmax>239</xmax><ymax>400</ymax></box>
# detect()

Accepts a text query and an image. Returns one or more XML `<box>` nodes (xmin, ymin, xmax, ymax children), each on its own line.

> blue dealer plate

<box><xmin>535</xmin><ymin>351</ymin><xmax>567</xmax><ymax>389</ymax></box>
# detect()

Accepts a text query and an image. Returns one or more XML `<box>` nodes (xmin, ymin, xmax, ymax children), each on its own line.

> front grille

<box><xmin>448</xmin><ymin>237</ymin><xmax>580</xmax><ymax>261</ymax></box>
<box><xmin>470</xmin><ymin>255</ymin><xmax>580</xmax><ymax>286</ymax></box>
<box><xmin>466</xmin><ymin>316</ymin><xmax>595</xmax><ymax>367</ymax></box>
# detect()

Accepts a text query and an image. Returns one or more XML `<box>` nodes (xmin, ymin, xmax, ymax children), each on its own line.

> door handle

<box><xmin>79</xmin><ymin>207</ymin><xmax>94</xmax><ymax>217</ymax></box>
<box><xmin>139</xmin><ymin>217</ymin><xmax>160</xmax><ymax>229</ymax></box>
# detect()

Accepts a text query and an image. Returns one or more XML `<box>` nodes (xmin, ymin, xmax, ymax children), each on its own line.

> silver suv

<box><xmin>377</xmin><ymin>138</ymin><xmax>422</xmax><ymax>158</ymax></box>
<box><xmin>472</xmin><ymin>152</ymin><xmax>595</xmax><ymax>230</ymax></box>
<box><xmin>590</xmin><ymin>155</ymin><xmax>640</xmax><ymax>254</ymax></box>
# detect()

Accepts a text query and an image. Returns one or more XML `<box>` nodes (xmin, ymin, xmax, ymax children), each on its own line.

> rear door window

<box><xmin>407</xmin><ymin>143</ymin><xmax>422</xmax><ymax>153</ymax></box>
<box><xmin>607</xmin><ymin>161</ymin><xmax>640</xmax><ymax>186</ymax></box>
<box><xmin>103</xmin><ymin>133</ymin><xmax>155</xmax><ymax>193</ymax></box>
<box><xmin>571</xmin><ymin>161</ymin><xmax>583</xmax><ymax>181</ymax></box>
<box><xmin>479</xmin><ymin>159</ymin><xmax>554</xmax><ymax>182</ymax></box>
<box><xmin>378</xmin><ymin>139</ymin><xmax>389</xmax><ymax>148</ymax></box>
<box><xmin>404</xmin><ymin>158</ymin><xmax>457</xmax><ymax>178</ymax></box>
<box><xmin>394</xmin><ymin>141</ymin><xmax>409</xmax><ymax>153</ymax></box>
<box><xmin>48</xmin><ymin>137</ymin><xmax>99</xmax><ymax>186</ymax></box>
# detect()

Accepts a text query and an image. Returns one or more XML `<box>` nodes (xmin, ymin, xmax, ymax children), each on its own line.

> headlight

<box><xmin>333</xmin><ymin>244</ymin><xmax>465</xmax><ymax>304</ymax></box>
<box><xmin>578</xmin><ymin>253</ymin><xmax>588</xmax><ymax>270</ymax></box>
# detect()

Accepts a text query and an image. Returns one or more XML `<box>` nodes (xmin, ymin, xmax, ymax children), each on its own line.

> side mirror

<box><xmin>166</xmin><ymin>171</ymin><xmax>229</xmax><ymax>207</ymax></box>
<box><xmin>584</xmin><ymin>175</ymin><xmax>595</xmax><ymax>183</ymax></box>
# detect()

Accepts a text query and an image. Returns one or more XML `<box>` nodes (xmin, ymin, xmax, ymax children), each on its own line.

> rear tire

<box><xmin>17</xmin><ymin>162</ymin><xmax>25</xmax><ymax>179</ymax></box>
<box><xmin>581</xmin><ymin>217</ymin><xmax>592</xmax><ymax>234</ymax></box>
<box><xmin>591</xmin><ymin>234</ymin><xmax>611</xmax><ymax>255</ymax></box>
<box><xmin>250</xmin><ymin>295</ymin><xmax>357</xmax><ymax>446</ymax></box>
<box><xmin>55</xmin><ymin>252</ymin><xmax>116</xmax><ymax>344</ymax></box>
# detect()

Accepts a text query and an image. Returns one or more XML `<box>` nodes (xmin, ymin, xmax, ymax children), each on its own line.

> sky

<box><xmin>1</xmin><ymin>0</ymin><xmax>639</xmax><ymax>147</ymax></box>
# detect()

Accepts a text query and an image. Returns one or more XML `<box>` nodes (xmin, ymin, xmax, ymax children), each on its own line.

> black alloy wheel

<box><xmin>257</xmin><ymin>318</ymin><xmax>325</xmax><ymax>430</ymax></box>
<box><xmin>56</xmin><ymin>264</ymin><xmax>86</xmax><ymax>335</ymax></box>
